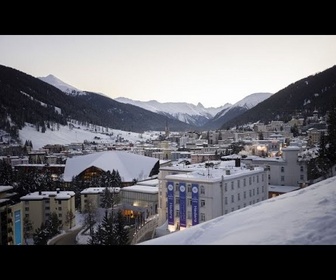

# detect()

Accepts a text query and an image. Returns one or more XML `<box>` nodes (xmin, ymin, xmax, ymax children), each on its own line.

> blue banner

<box><xmin>14</xmin><ymin>210</ymin><xmax>22</xmax><ymax>245</ymax></box>
<box><xmin>167</xmin><ymin>181</ymin><xmax>174</xmax><ymax>225</ymax></box>
<box><xmin>179</xmin><ymin>182</ymin><xmax>186</xmax><ymax>227</ymax></box>
<box><xmin>192</xmin><ymin>183</ymin><xmax>199</xmax><ymax>225</ymax></box>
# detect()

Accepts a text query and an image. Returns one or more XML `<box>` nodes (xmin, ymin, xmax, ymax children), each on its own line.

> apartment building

<box><xmin>20</xmin><ymin>189</ymin><xmax>76</xmax><ymax>232</ymax></box>
<box><xmin>157</xmin><ymin>160</ymin><xmax>269</xmax><ymax>232</ymax></box>
<box><xmin>0</xmin><ymin>185</ymin><xmax>23</xmax><ymax>245</ymax></box>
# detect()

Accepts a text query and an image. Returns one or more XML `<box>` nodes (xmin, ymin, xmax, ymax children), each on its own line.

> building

<box><xmin>157</xmin><ymin>160</ymin><xmax>269</xmax><ymax>233</ymax></box>
<box><xmin>242</xmin><ymin>145</ymin><xmax>308</xmax><ymax>188</ymax></box>
<box><xmin>80</xmin><ymin>187</ymin><xmax>120</xmax><ymax>213</ymax></box>
<box><xmin>120</xmin><ymin>181</ymin><xmax>158</xmax><ymax>222</ymax></box>
<box><xmin>62</xmin><ymin>150</ymin><xmax>160</xmax><ymax>186</ymax></box>
<box><xmin>0</xmin><ymin>185</ymin><xmax>22</xmax><ymax>245</ymax></box>
<box><xmin>20</xmin><ymin>189</ymin><xmax>76</xmax><ymax>232</ymax></box>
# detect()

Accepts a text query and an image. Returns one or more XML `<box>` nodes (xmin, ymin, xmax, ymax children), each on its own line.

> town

<box><xmin>0</xmin><ymin>107</ymin><xmax>334</xmax><ymax>245</ymax></box>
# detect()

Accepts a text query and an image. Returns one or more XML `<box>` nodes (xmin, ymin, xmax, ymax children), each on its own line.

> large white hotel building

<box><xmin>157</xmin><ymin>159</ymin><xmax>269</xmax><ymax>232</ymax></box>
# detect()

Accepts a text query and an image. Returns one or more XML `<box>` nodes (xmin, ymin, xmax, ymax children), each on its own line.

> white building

<box><xmin>157</xmin><ymin>160</ymin><xmax>269</xmax><ymax>233</ymax></box>
<box><xmin>243</xmin><ymin>145</ymin><xmax>307</xmax><ymax>188</ymax></box>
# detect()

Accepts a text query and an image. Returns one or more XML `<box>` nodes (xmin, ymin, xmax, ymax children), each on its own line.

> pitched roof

<box><xmin>63</xmin><ymin>151</ymin><xmax>158</xmax><ymax>182</ymax></box>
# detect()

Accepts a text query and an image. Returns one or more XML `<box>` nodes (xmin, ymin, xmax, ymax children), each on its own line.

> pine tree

<box><xmin>114</xmin><ymin>209</ymin><xmax>130</xmax><ymax>245</ymax></box>
<box><xmin>23</xmin><ymin>216</ymin><xmax>33</xmax><ymax>245</ymax></box>
<box><xmin>33</xmin><ymin>223</ymin><xmax>50</xmax><ymax>245</ymax></box>
<box><xmin>325</xmin><ymin>98</ymin><xmax>336</xmax><ymax>165</ymax></box>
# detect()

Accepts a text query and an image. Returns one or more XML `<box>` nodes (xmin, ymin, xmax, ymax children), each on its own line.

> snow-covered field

<box><xmin>19</xmin><ymin>122</ymin><xmax>165</xmax><ymax>150</ymax></box>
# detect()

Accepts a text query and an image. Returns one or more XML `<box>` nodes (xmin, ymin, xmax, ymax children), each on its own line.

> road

<box><xmin>49</xmin><ymin>227</ymin><xmax>83</xmax><ymax>245</ymax></box>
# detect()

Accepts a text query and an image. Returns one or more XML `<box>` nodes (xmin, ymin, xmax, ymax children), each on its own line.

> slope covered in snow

<box><xmin>38</xmin><ymin>74</ymin><xmax>86</xmax><ymax>95</ymax></box>
<box><xmin>140</xmin><ymin>176</ymin><xmax>336</xmax><ymax>245</ymax></box>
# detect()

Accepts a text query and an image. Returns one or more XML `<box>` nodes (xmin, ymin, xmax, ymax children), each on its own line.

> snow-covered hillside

<box><xmin>140</xmin><ymin>176</ymin><xmax>336</xmax><ymax>245</ymax></box>
<box><xmin>19</xmin><ymin>122</ymin><xmax>162</xmax><ymax>150</ymax></box>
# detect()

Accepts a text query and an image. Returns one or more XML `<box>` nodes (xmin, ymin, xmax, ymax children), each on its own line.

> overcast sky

<box><xmin>1</xmin><ymin>35</ymin><xmax>336</xmax><ymax>108</ymax></box>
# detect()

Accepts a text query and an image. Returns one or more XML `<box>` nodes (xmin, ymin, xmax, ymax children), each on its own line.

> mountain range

<box><xmin>36</xmin><ymin>73</ymin><xmax>273</xmax><ymax>128</ymax></box>
<box><xmin>1</xmin><ymin>63</ymin><xmax>336</xmax><ymax>144</ymax></box>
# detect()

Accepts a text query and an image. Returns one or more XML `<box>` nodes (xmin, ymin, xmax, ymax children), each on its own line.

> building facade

<box><xmin>158</xmin><ymin>160</ymin><xmax>269</xmax><ymax>232</ymax></box>
<box><xmin>20</xmin><ymin>189</ymin><xmax>76</xmax><ymax>232</ymax></box>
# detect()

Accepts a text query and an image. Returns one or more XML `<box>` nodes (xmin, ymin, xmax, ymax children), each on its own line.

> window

<box><xmin>58</xmin><ymin>213</ymin><xmax>62</xmax><ymax>217</ymax></box>
<box><xmin>201</xmin><ymin>200</ymin><xmax>205</xmax><ymax>207</ymax></box>
<box><xmin>281</xmin><ymin>176</ymin><xmax>285</xmax><ymax>182</ymax></box>
<box><xmin>176</xmin><ymin>210</ymin><xmax>179</xmax><ymax>217</ymax></box>
<box><xmin>45</xmin><ymin>206</ymin><xmax>50</xmax><ymax>210</ymax></box>
<box><xmin>262</xmin><ymin>185</ymin><xmax>264</xmax><ymax>193</ymax></box>
<box><xmin>281</xmin><ymin>166</ymin><xmax>284</xmax><ymax>172</ymax></box>
<box><xmin>249</xmin><ymin>177</ymin><xmax>252</xmax><ymax>185</ymax></box>
<box><xmin>58</xmin><ymin>207</ymin><xmax>62</xmax><ymax>211</ymax></box>
<box><xmin>25</xmin><ymin>207</ymin><xmax>29</xmax><ymax>211</ymax></box>
<box><xmin>84</xmin><ymin>194</ymin><xmax>87</xmax><ymax>198</ymax></box>
<box><xmin>231</xmin><ymin>207</ymin><xmax>234</xmax><ymax>212</ymax></box>
<box><xmin>225</xmin><ymin>197</ymin><xmax>228</xmax><ymax>205</ymax></box>
<box><xmin>300</xmin><ymin>175</ymin><xmax>304</xmax><ymax>180</ymax></box>
<box><xmin>175</xmin><ymin>185</ymin><xmax>179</xmax><ymax>191</ymax></box>
<box><xmin>300</xmin><ymin>166</ymin><xmax>304</xmax><ymax>172</ymax></box>
<box><xmin>231</xmin><ymin>181</ymin><xmax>234</xmax><ymax>190</ymax></box>
<box><xmin>187</xmin><ymin>185</ymin><xmax>192</xmax><ymax>192</ymax></box>
<box><xmin>25</xmin><ymin>214</ymin><xmax>29</xmax><ymax>218</ymax></box>
<box><xmin>238</xmin><ymin>193</ymin><xmax>240</xmax><ymax>201</ymax></box>
<box><xmin>175</xmin><ymin>197</ymin><xmax>180</xmax><ymax>204</ymax></box>
<box><xmin>257</xmin><ymin>175</ymin><xmax>259</xmax><ymax>183</ymax></box>
<box><xmin>237</xmin><ymin>180</ymin><xmax>240</xmax><ymax>188</ymax></box>
<box><xmin>253</xmin><ymin>189</ymin><xmax>255</xmax><ymax>196</ymax></box>
<box><xmin>249</xmin><ymin>190</ymin><xmax>252</xmax><ymax>197</ymax></box>
<box><xmin>262</xmin><ymin>174</ymin><xmax>264</xmax><ymax>182</ymax></box>
<box><xmin>58</xmin><ymin>200</ymin><xmax>61</xmax><ymax>205</ymax></box>
<box><xmin>188</xmin><ymin>198</ymin><xmax>192</xmax><ymax>206</ymax></box>
<box><xmin>200</xmin><ymin>213</ymin><xmax>206</xmax><ymax>222</ymax></box>
<box><xmin>257</xmin><ymin>187</ymin><xmax>259</xmax><ymax>195</ymax></box>
<box><xmin>200</xmin><ymin>186</ymin><xmax>205</xmax><ymax>194</ymax></box>
<box><xmin>244</xmin><ymin>191</ymin><xmax>246</xmax><ymax>199</ymax></box>
<box><xmin>25</xmin><ymin>201</ymin><xmax>29</xmax><ymax>205</ymax></box>
<box><xmin>238</xmin><ymin>205</ymin><xmax>240</xmax><ymax>210</ymax></box>
<box><xmin>187</xmin><ymin>211</ymin><xmax>191</xmax><ymax>219</ymax></box>
<box><xmin>243</xmin><ymin>203</ymin><xmax>246</xmax><ymax>207</ymax></box>
<box><xmin>243</xmin><ymin>178</ymin><xmax>246</xmax><ymax>187</ymax></box>
<box><xmin>231</xmin><ymin>195</ymin><xmax>234</xmax><ymax>203</ymax></box>
<box><xmin>225</xmin><ymin>183</ymin><xmax>227</xmax><ymax>191</ymax></box>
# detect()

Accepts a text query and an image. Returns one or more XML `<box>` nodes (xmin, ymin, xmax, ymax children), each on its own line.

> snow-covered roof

<box><xmin>268</xmin><ymin>185</ymin><xmax>300</xmax><ymax>193</ymax></box>
<box><xmin>62</xmin><ymin>151</ymin><xmax>158</xmax><ymax>182</ymax></box>
<box><xmin>121</xmin><ymin>185</ymin><xmax>158</xmax><ymax>194</ymax></box>
<box><xmin>0</xmin><ymin>185</ymin><xmax>13</xmax><ymax>193</ymax></box>
<box><xmin>20</xmin><ymin>191</ymin><xmax>75</xmax><ymax>200</ymax></box>
<box><xmin>80</xmin><ymin>187</ymin><xmax>120</xmax><ymax>194</ymax></box>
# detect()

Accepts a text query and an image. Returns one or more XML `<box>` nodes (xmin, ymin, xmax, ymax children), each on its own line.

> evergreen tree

<box><xmin>114</xmin><ymin>209</ymin><xmax>130</xmax><ymax>245</ymax></box>
<box><xmin>325</xmin><ymin>98</ymin><xmax>336</xmax><ymax>165</ymax></box>
<box><xmin>83</xmin><ymin>198</ymin><xmax>97</xmax><ymax>236</ymax></box>
<box><xmin>46</xmin><ymin>212</ymin><xmax>62</xmax><ymax>237</ymax></box>
<box><xmin>0</xmin><ymin>159</ymin><xmax>13</xmax><ymax>185</ymax></box>
<box><xmin>23</xmin><ymin>216</ymin><xmax>33</xmax><ymax>245</ymax></box>
<box><xmin>33</xmin><ymin>223</ymin><xmax>50</xmax><ymax>245</ymax></box>
<box><xmin>89</xmin><ymin>210</ymin><xmax>117</xmax><ymax>245</ymax></box>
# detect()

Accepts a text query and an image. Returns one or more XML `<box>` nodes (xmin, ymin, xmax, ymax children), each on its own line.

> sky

<box><xmin>1</xmin><ymin>35</ymin><xmax>336</xmax><ymax>107</ymax></box>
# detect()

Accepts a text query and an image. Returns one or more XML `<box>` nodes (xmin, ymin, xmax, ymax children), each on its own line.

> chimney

<box><xmin>56</xmin><ymin>188</ymin><xmax>60</xmax><ymax>194</ymax></box>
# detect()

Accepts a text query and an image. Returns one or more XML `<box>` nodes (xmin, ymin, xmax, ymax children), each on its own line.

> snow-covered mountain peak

<box><xmin>38</xmin><ymin>74</ymin><xmax>86</xmax><ymax>96</ymax></box>
<box><xmin>233</xmin><ymin>92</ymin><xmax>272</xmax><ymax>109</ymax></box>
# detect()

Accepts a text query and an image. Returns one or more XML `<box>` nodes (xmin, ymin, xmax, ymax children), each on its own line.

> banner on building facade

<box><xmin>167</xmin><ymin>181</ymin><xmax>174</xmax><ymax>225</ymax></box>
<box><xmin>179</xmin><ymin>182</ymin><xmax>186</xmax><ymax>227</ymax></box>
<box><xmin>192</xmin><ymin>183</ymin><xmax>199</xmax><ymax>225</ymax></box>
<box><xmin>14</xmin><ymin>209</ymin><xmax>22</xmax><ymax>245</ymax></box>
